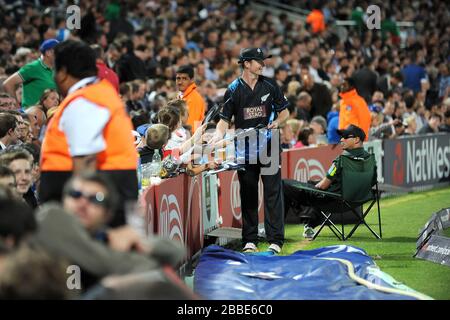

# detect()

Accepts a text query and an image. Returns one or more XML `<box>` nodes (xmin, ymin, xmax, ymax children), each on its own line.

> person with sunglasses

<box><xmin>283</xmin><ymin>124</ymin><xmax>375</xmax><ymax>239</ymax></box>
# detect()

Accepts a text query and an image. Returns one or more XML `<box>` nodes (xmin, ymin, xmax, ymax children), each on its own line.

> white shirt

<box><xmin>0</xmin><ymin>140</ymin><xmax>6</xmax><ymax>150</ymax></box>
<box><xmin>59</xmin><ymin>77</ymin><xmax>111</xmax><ymax>156</ymax></box>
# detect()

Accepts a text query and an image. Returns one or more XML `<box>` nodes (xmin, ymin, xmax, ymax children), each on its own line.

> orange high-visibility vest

<box><xmin>306</xmin><ymin>9</ymin><xmax>326</xmax><ymax>34</ymax></box>
<box><xmin>41</xmin><ymin>79</ymin><xmax>138</xmax><ymax>171</ymax></box>
<box><xmin>338</xmin><ymin>89</ymin><xmax>371</xmax><ymax>141</ymax></box>
<box><xmin>183</xmin><ymin>82</ymin><xmax>206</xmax><ymax>132</ymax></box>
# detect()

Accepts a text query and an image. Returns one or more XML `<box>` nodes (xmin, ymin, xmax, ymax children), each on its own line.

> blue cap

<box><xmin>369</xmin><ymin>104</ymin><xmax>382</xmax><ymax>113</ymax></box>
<box><xmin>39</xmin><ymin>39</ymin><xmax>59</xmax><ymax>53</ymax></box>
<box><xmin>136</xmin><ymin>123</ymin><xmax>151</xmax><ymax>136</ymax></box>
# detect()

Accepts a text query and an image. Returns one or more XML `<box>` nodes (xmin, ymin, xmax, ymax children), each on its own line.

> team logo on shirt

<box><xmin>261</xmin><ymin>93</ymin><xmax>270</xmax><ymax>103</ymax></box>
<box><xmin>243</xmin><ymin>105</ymin><xmax>267</xmax><ymax>120</ymax></box>
<box><xmin>346</xmin><ymin>105</ymin><xmax>352</xmax><ymax>111</ymax></box>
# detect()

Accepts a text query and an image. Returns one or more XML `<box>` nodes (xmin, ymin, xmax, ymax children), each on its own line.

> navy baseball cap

<box><xmin>40</xmin><ymin>39</ymin><xmax>59</xmax><ymax>53</ymax></box>
<box><xmin>336</xmin><ymin>124</ymin><xmax>366</xmax><ymax>141</ymax></box>
<box><xmin>238</xmin><ymin>48</ymin><xmax>272</xmax><ymax>63</ymax></box>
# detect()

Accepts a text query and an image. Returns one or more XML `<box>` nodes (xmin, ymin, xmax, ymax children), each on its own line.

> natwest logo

<box><xmin>159</xmin><ymin>194</ymin><xmax>184</xmax><ymax>244</ymax></box>
<box><xmin>407</xmin><ymin>138</ymin><xmax>450</xmax><ymax>184</ymax></box>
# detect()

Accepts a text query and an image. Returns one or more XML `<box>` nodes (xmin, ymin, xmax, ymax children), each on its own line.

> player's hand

<box><xmin>267</xmin><ymin>121</ymin><xmax>279</xmax><ymax>129</ymax></box>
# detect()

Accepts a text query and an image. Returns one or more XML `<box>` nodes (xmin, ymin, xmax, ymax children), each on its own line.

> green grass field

<box><xmin>258</xmin><ymin>187</ymin><xmax>450</xmax><ymax>300</ymax></box>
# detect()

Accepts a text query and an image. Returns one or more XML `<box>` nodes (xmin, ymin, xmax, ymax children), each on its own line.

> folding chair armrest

<box><xmin>295</xmin><ymin>184</ymin><xmax>342</xmax><ymax>199</ymax></box>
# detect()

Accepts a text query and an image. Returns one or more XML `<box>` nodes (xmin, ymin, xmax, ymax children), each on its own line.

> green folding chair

<box><xmin>298</xmin><ymin>154</ymin><xmax>382</xmax><ymax>241</ymax></box>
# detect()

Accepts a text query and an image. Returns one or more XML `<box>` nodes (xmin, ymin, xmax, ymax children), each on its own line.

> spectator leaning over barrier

<box><xmin>0</xmin><ymin>148</ymin><xmax>37</xmax><ymax>209</ymax></box>
<box><xmin>338</xmin><ymin>77</ymin><xmax>371</xmax><ymax>141</ymax></box>
<box><xmin>0</xmin><ymin>113</ymin><xmax>18</xmax><ymax>150</ymax></box>
<box><xmin>39</xmin><ymin>40</ymin><xmax>139</xmax><ymax>228</ymax></box>
<box><xmin>176</xmin><ymin>65</ymin><xmax>206</xmax><ymax>133</ymax></box>
<box><xmin>138</xmin><ymin>124</ymin><xmax>170</xmax><ymax>165</ymax></box>
<box><xmin>3</xmin><ymin>39</ymin><xmax>59</xmax><ymax>110</ymax></box>
<box><xmin>418</xmin><ymin>113</ymin><xmax>442</xmax><ymax>134</ymax></box>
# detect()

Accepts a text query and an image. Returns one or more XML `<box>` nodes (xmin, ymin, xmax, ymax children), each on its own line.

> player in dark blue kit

<box><xmin>210</xmin><ymin>48</ymin><xmax>290</xmax><ymax>254</ymax></box>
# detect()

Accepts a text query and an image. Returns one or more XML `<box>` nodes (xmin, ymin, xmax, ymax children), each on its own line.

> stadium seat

<box><xmin>293</xmin><ymin>154</ymin><xmax>382</xmax><ymax>241</ymax></box>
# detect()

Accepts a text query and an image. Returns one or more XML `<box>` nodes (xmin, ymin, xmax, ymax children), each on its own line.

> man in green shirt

<box><xmin>3</xmin><ymin>39</ymin><xmax>59</xmax><ymax>110</ymax></box>
<box><xmin>283</xmin><ymin>124</ymin><xmax>374</xmax><ymax>239</ymax></box>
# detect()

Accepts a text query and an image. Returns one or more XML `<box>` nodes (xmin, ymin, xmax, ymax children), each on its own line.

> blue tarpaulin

<box><xmin>194</xmin><ymin>245</ymin><xmax>431</xmax><ymax>300</ymax></box>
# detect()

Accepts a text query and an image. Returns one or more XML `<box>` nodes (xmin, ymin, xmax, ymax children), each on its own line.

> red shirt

<box><xmin>96</xmin><ymin>61</ymin><xmax>119</xmax><ymax>92</ymax></box>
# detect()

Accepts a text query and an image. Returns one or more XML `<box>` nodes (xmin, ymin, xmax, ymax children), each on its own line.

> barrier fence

<box><xmin>140</xmin><ymin>133</ymin><xmax>450</xmax><ymax>262</ymax></box>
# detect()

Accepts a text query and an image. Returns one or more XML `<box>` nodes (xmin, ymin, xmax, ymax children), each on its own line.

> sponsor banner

<box><xmin>416</xmin><ymin>235</ymin><xmax>450</xmax><ymax>267</ymax></box>
<box><xmin>364</xmin><ymin>139</ymin><xmax>384</xmax><ymax>183</ymax></box>
<box><xmin>218</xmin><ymin>171</ymin><xmax>264</xmax><ymax>228</ymax></box>
<box><xmin>281</xmin><ymin>151</ymin><xmax>289</xmax><ymax>179</ymax></box>
<box><xmin>154</xmin><ymin>175</ymin><xmax>186</xmax><ymax>246</ymax></box>
<box><xmin>286</xmin><ymin>145</ymin><xmax>343</xmax><ymax>182</ymax></box>
<box><xmin>383</xmin><ymin>134</ymin><xmax>450</xmax><ymax>187</ymax></box>
<box><xmin>416</xmin><ymin>213</ymin><xmax>437</xmax><ymax>250</ymax></box>
<box><xmin>185</xmin><ymin>175</ymin><xmax>204</xmax><ymax>257</ymax></box>
<box><xmin>202</xmin><ymin>173</ymin><xmax>219</xmax><ymax>233</ymax></box>
<box><xmin>436</xmin><ymin>207</ymin><xmax>450</xmax><ymax>229</ymax></box>
<box><xmin>141</xmin><ymin>185</ymin><xmax>156</xmax><ymax>236</ymax></box>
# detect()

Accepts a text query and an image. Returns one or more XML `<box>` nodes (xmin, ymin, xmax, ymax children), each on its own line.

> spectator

<box><xmin>352</xmin><ymin>57</ymin><xmax>378</xmax><ymax>104</ymax></box>
<box><xmin>176</xmin><ymin>65</ymin><xmax>206</xmax><ymax>132</ymax></box>
<box><xmin>25</xmin><ymin>106</ymin><xmax>47</xmax><ymax>143</ymax></box>
<box><xmin>115</xmin><ymin>38</ymin><xmax>146</xmax><ymax>82</ymax></box>
<box><xmin>295</xmin><ymin>91</ymin><xmax>312</xmax><ymax>122</ymax></box>
<box><xmin>0</xmin><ymin>244</ymin><xmax>69</xmax><ymax>300</ymax></box>
<box><xmin>438</xmin><ymin>62</ymin><xmax>449</xmax><ymax>99</ymax></box>
<box><xmin>91</xmin><ymin>44</ymin><xmax>119</xmax><ymax>93</ymax></box>
<box><xmin>299</xmin><ymin>67</ymin><xmax>332</xmax><ymax>119</ymax></box>
<box><xmin>37</xmin><ymin>89</ymin><xmax>60</xmax><ymax>114</ymax></box>
<box><xmin>138</xmin><ymin>124</ymin><xmax>170</xmax><ymax>165</ymax></box>
<box><xmin>338</xmin><ymin>77</ymin><xmax>371</xmax><ymax>140</ymax></box>
<box><xmin>418</xmin><ymin>113</ymin><xmax>442</xmax><ymax>134</ymax></box>
<box><xmin>0</xmin><ymin>166</ymin><xmax>16</xmax><ymax>193</ymax></box>
<box><xmin>294</xmin><ymin>127</ymin><xmax>316</xmax><ymax>148</ymax></box>
<box><xmin>0</xmin><ymin>194</ymin><xmax>36</xmax><ymax>250</ymax></box>
<box><xmin>0</xmin><ymin>148</ymin><xmax>37</xmax><ymax>209</ymax></box>
<box><xmin>0</xmin><ymin>113</ymin><xmax>18</xmax><ymax>150</ymax></box>
<box><xmin>3</xmin><ymin>39</ymin><xmax>59</xmax><ymax>110</ymax></box>
<box><xmin>310</xmin><ymin>115</ymin><xmax>327</xmax><ymax>142</ymax></box>
<box><xmin>402</xmin><ymin>52</ymin><xmax>427</xmax><ymax>93</ymax></box>
<box><xmin>306</xmin><ymin>5</ymin><xmax>326</xmax><ymax>34</ymax></box>
<box><xmin>327</xmin><ymin>105</ymin><xmax>340</xmax><ymax>144</ymax></box>
<box><xmin>0</xmin><ymin>93</ymin><xmax>19</xmax><ymax>112</ymax></box>
<box><xmin>439</xmin><ymin>110</ymin><xmax>450</xmax><ymax>132</ymax></box>
<box><xmin>377</xmin><ymin>71</ymin><xmax>403</xmax><ymax>98</ymax></box>
<box><xmin>404</xmin><ymin>115</ymin><xmax>418</xmax><ymax>135</ymax></box>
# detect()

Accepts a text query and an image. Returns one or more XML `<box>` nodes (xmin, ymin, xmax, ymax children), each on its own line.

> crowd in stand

<box><xmin>0</xmin><ymin>0</ymin><xmax>449</xmax><ymax>299</ymax></box>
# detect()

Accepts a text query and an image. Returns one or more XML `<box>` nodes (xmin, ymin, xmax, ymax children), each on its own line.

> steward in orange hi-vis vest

<box><xmin>39</xmin><ymin>40</ymin><xmax>138</xmax><ymax>227</ymax></box>
<box><xmin>41</xmin><ymin>79</ymin><xmax>137</xmax><ymax>171</ymax></box>
<box><xmin>338</xmin><ymin>77</ymin><xmax>371</xmax><ymax>141</ymax></box>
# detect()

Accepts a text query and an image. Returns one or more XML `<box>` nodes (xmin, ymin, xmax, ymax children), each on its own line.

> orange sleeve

<box><xmin>186</xmin><ymin>92</ymin><xmax>206</xmax><ymax>131</ymax></box>
<box><xmin>355</xmin><ymin>100</ymin><xmax>371</xmax><ymax>140</ymax></box>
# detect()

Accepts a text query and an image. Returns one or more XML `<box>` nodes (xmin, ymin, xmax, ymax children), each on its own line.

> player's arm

<box><xmin>268</xmin><ymin>109</ymin><xmax>289</xmax><ymax>129</ymax></box>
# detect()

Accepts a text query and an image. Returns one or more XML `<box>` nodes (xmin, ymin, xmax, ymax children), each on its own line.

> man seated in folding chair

<box><xmin>283</xmin><ymin>124</ymin><xmax>380</xmax><ymax>241</ymax></box>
